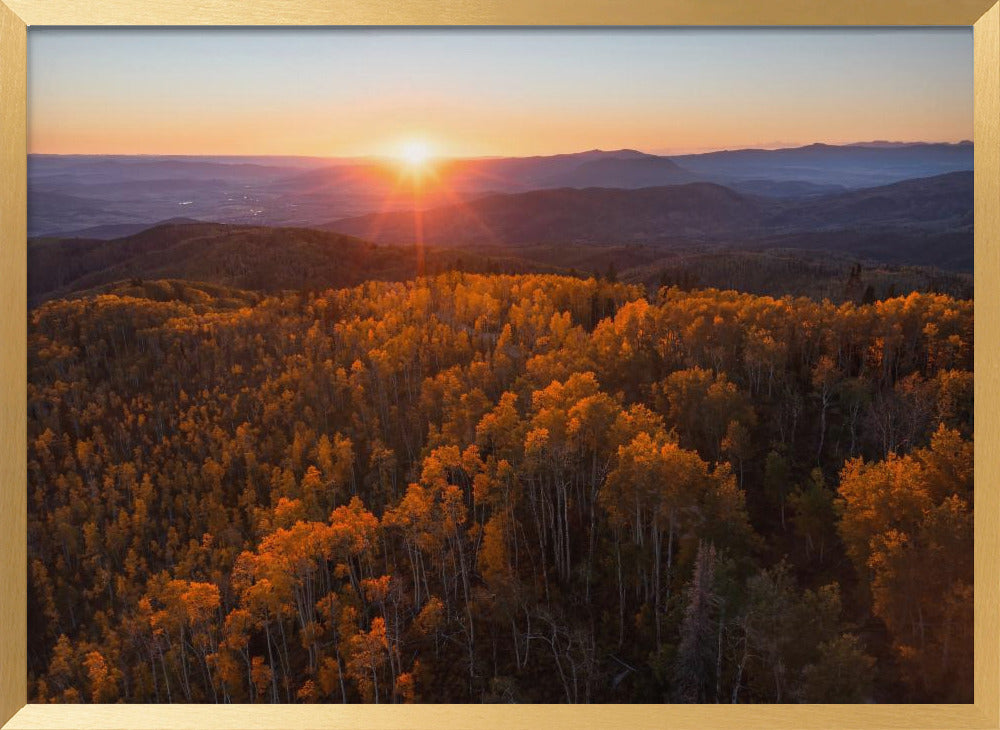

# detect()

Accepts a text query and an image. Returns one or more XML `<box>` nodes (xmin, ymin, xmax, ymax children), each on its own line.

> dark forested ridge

<box><xmin>28</xmin><ymin>273</ymin><xmax>972</xmax><ymax>703</ymax></box>
<box><xmin>27</xmin><ymin>223</ymin><xmax>540</xmax><ymax>308</ymax></box>
<box><xmin>29</xmin><ymin>221</ymin><xmax>973</xmax><ymax>310</ymax></box>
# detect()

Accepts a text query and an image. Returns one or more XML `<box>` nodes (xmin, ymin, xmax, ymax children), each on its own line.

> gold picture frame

<box><xmin>1</xmin><ymin>1</ymin><xmax>997</xmax><ymax>727</ymax></box>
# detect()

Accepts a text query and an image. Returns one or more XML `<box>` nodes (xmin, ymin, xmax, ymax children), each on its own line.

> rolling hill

<box><xmin>27</xmin><ymin>222</ymin><xmax>540</xmax><ymax>307</ymax></box>
<box><xmin>324</xmin><ymin>182</ymin><xmax>770</xmax><ymax>247</ymax></box>
<box><xmin>29</xmin><ymin>218</ymin><xmax>972</xmax><ymax>310</ymax></box>
<box><xmin>764</xmin><ymin>170</ymin><xmax>973</xmax><ymax>231</ymax></box>
<box><xmin>322</xmin><ymin>172</ymin><xmax>972</xmax><ymax>269</ymax></box>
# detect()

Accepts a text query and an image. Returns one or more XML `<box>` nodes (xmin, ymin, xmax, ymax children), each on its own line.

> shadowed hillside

<box><xmin>27</xmin><ymin>222</ymin><xmax>540</xmax><ymax>306</ymax></box>
<box><xmin>324</xmin><ymin>183</ymin><xmax>771</xmax><ymax>246</ymax></box>
<box><xmin>323</xmin><ymin>173</ymin><xmax>972</xmax><ymax>270</ymax></box>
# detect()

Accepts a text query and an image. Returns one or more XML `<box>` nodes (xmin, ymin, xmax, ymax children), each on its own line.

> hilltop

<box><xmin>27</xmin><ymin>222</ymin><xmax>539</xmax><ymax>307</ymax></box>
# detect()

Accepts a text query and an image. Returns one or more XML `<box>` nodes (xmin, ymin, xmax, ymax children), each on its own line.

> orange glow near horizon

<box><xmin>26</xmin><ymin>113</ymin><xmax>974</xmax><ymax>159</ymax></box>
<box><xmin>27</xmin><ymin>29</ymin><xmax>972</xmax><ymax>158</ymax></box>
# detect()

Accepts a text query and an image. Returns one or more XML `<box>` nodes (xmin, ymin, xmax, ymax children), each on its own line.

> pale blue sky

<box><xmin>28</xmin><ymin>28</ymin><xmax>972</xmax><ymax>156</ymax></box>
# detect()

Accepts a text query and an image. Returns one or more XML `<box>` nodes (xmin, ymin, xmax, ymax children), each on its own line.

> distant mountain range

<box><xmin>26</xmin><ymin>141</ymin><xmax>974</xmax><ymax>303</ymax></box>
<box><xmin>670</xmin><ymin>141</ymin><xmax>973</xmax><ymax>187</ymax></box>
<box><xmin>28</xmin><ymin>142</ymin><xmax>973</xmax><ymax>238</ymax></box>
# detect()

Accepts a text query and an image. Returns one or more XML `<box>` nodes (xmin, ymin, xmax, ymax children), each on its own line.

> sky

<box><xmin>27</xmin><ymin>28</ymin><xmax>972</xmax><ymax>158</ymax></box>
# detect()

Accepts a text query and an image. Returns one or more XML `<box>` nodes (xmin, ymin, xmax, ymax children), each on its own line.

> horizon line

<box><xmin>27</xmin><ymin>139</ymin><xmax>975</xmax><ymax>160</ymax></box>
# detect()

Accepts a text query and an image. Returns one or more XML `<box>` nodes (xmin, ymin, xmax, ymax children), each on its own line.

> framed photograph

<box><xmin>1</xmin><ymin>1</ymin><xmax>998</xmax><ymax>728</ymax></box>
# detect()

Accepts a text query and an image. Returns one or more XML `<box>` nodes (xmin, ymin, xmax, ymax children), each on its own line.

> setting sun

<box><xmin>398</xmin><ymin>140</ymin><xmax>432</xmax><ymax>168</ymax></box>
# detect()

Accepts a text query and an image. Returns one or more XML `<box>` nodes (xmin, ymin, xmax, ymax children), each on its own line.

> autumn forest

<box><xmin>26</xmin><ymin>25</ymin><xmax>977</xmax><ymax>707</ymax></box>
<box><xmin>27</xmin><ymin>272</ymin><xmax>973</xmax><ymax>703</ymax></box>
